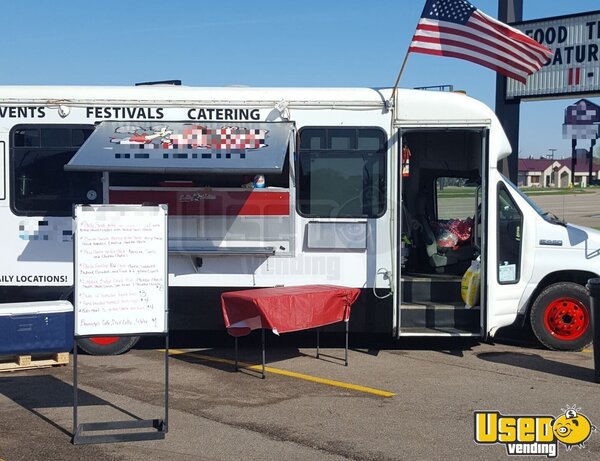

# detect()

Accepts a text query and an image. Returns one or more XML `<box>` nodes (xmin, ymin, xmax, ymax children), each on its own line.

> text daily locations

<box><xmin>0</xmin><ymin>275</ymin><xmax>68</xmax><ymax>283</ymax></box>
<box><xmin>0</xmin><ymin>106</ymin><xmax>263</xmax><ymax>121</ymax></box>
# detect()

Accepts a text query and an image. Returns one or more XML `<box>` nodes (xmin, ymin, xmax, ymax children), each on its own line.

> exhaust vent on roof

<box><xmin>135</xmin><ymin>80</ymin><xmax>182</xmax><ymax>86</ymax></box>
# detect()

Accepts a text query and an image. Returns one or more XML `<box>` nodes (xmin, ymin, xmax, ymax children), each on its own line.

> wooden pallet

<box><xmin>0</xmin><ymin>352</ymin><xmax>69</xmax><ymax>372</ymax></box>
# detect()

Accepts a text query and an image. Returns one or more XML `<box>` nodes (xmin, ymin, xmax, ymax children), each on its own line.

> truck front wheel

<box><xmin>76</xmin><ymin>336</ymin><xmax>140</xmax><ymax>355</ymax></box>
<box><xmin>530</xmin><ymin>282</ymin><xmax>592</xmax><ymax>351</ymax></box>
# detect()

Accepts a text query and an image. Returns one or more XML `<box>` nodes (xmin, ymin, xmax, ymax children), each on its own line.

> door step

<box><xmin>401</xmin><ymin>273</ymin><xmax>463</xmax><ymax>304</ymax></box>
<box><xmin>398</xmin><ymin>326</ymin><xmax>480</xmax><ymax>337</ymax></box>
<box><xmin>400</xmin><ymin>302</ymin><xmax>480</xmax><ymax>330</ymax></box>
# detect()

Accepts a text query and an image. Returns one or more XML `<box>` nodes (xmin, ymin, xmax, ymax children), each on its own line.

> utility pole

<box><xmin>571</xmin><ymin>139</ymin><xmax>577</xmax><ymax>186</ymax></box>
<box><xmin>495</xmin><ymin>0</ymin><xmax>523</xmax><ymax>183</ymax></box>
<box><xmin>590</xmin><ymin>139</ymin><xmax>596</xmax><ymax>185</ymax></box>
<box><xmin>548</xmin><ymin>148</ymin><xmax>556</xmax><ymax>159</ymax></box>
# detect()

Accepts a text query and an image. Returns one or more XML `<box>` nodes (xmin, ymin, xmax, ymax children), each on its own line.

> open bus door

<box><xmin>393</xmin><ymin>127</ymin><xmax>489</xmax><ymax>338</ymax></box>
<box><xmin>485</xmin><ymin>171</ymin><xmax>534</xmax><ymax>340</ymax></box>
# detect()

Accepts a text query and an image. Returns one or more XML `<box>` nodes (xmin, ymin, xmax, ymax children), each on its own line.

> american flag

<box><xmin>409</xmin><ymin>0</ymin><xmax>552</xmax><ymax>83</ymax></box>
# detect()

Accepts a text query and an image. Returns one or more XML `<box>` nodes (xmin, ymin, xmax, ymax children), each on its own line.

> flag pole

<box><xmin>388</xmin><ymin>0</ymin><xmax>429</xmax><ymax>108</ymax></box>
<box><xmin>389</xmin><ymin>50</ymin><xmax>410</xmax><ymax>107</ymax></box>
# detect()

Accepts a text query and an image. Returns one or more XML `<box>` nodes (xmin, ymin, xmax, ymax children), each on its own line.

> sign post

<box><xmin>562</xmin><ymin>99</ymin><xmax>600</xmax><ymax>186</ymax></box>
<box><xmin>72</xmin><ymin>204</ymin><xmax>169</xmax><ymax>445</ymax></box>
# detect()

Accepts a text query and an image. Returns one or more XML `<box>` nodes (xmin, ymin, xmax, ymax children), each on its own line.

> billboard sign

<box><xmin>563</xmin><ymin>99</ymin><xmax>600</xmax><ymax>140</ymax></box>
<box><xmin>506</xmin><ymin>11</ymin><xmax>600</xmax><ymax>100</ymax></box>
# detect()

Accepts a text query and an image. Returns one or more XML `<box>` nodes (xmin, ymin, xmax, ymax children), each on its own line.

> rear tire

<box><xmin>76</xmin><ymin>336</ymin><xmax>140</xmax><ymax>355</ymax></box>
<box><xmin>530</xmin><ymin>282</ymin><xmax>592</xmax><ymax>351</ymax></box>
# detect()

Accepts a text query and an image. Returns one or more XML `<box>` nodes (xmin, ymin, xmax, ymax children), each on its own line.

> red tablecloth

<box><xmin>221</xmin><ymin>285</ymin><xmax>361</xmax><ymax>337</ymax></box>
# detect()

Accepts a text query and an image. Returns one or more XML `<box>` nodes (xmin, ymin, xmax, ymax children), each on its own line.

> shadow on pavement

<box><xmin>0</xmin><ymin>375</ymin><xmax>146</xmax><ymax>437</ymax></box>
<box><xmin>167</xmin><ymin>331</ymin><xmax>304</xmax><ymax>373</ymax></box>
<box><xmin>492</xmin><ymin>323</ymin><xmax>544</xmax><ymax>349</ymax></box>
<box><xmin>477</xmin><ymin>351</ymin><xmax>596</xmax><ymax>383</ymax></box>
<box><xmin>139</xmin><ymin>330</ymin><xmax>483</xmax><ymax>352</ymax></box>
<box><xmin>162</xmin><ymin>330</ymin><xmax>484</xmax><ymax>373</ymax></box>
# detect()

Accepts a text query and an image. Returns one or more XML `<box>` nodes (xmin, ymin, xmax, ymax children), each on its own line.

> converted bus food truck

<box><xmin>0</xmin><ymin>84</ymin><xmax>598</xmax><ymax>354</ymax></box>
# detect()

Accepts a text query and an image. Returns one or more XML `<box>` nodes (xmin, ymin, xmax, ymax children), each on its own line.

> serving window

<box><xmin>65</xmin><ymin>121</ymin><xmax>296</xmax><ymax>255</ymax></box>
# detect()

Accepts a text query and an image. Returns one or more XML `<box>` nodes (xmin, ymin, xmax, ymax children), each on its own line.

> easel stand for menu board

<box><xmin>72</xmin><ymin>333</ymin><xmax>169</xmax><ymax>444</ymax></box>
<box><xmin>71</xmin><ymin>204</ymin><xmax>169</xmax><ymax>445</ymax></box>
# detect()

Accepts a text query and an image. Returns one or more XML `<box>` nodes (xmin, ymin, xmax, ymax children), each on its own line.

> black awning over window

<box><xmin>65</xmin><ymin>121</ymin><xmax>294</xmax><ymax>174</ymax></box>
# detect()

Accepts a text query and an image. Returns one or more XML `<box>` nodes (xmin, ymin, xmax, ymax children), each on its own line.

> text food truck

<box><xmin>0</xmin><ymin>84</ymin><xmax>598</xmax><ymax>355</ymax></box>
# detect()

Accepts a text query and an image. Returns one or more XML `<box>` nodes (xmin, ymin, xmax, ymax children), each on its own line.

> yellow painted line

<box><xmin>166</xmin><ymin>348</ymin><xmax>395</xmax><ymax>398</ymax></box>
<box><xmin>582</xmin><ymin>348</ymin><xmax>593</xmax><ymax>353</ymax></box>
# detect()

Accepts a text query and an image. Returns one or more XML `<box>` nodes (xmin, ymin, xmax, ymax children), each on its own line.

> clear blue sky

<box><xmin>1</xmin><ymin>0</ymin><xmax>598</xmax><ymax>158</ymax></box>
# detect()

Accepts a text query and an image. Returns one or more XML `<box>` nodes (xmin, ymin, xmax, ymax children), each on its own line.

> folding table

<box><xmin>220</xmin><ymin>285</ymin><xmax>361</xmax><ymax>377</ymax></box>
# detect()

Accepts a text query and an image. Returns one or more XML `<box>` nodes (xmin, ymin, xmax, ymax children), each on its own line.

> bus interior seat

<box><xmin>415</xmin><ymin>196</ymin><xmax>473</xmax><ymax>274</ymax></box>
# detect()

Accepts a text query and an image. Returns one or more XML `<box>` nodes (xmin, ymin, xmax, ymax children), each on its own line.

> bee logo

<box><xmin>474</xmin><ymin>405</ymin><xmax>596</xmax><ymax>457</ymax></box>
<box><xmin>552</xmin><ymin>406</ymin><xmax>596</xmax><ymax>450</ymax></box>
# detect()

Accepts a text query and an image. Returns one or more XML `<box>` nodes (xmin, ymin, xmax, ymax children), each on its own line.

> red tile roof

<box><xmin>518</xmin><ymin>159</ymin><xmax>555</xmax><ymax>172</ymax></box>
<box><xmin>557</xmin><ymin>158</ymin><xmax>600</xmax><ymax>173</ymax></box>
<box><xmin>518</xmin><ymin>158</ymin><xmax>600</xmax><ymax>173</ymax></box>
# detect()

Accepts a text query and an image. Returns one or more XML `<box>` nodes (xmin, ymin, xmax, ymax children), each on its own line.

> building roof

<box><xmin>518</xmin><ymin>158</ymin><xmax>555</xmax><ymax>172</ymax></box>
<box><xmin>557</xmin><ymin>158</ymin><xmax>600</xmax><ymax>173</ymax></box>
<box><xmin>518</xmin><ymin>158</ymin><xmax>600</xmax><ymax>174</ymax></box>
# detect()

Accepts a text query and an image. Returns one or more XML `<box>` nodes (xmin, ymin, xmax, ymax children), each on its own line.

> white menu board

<box><xmin>74</xmin><ymin>205</ymin><xmax>168</xmax><ymax>336</ymax></box>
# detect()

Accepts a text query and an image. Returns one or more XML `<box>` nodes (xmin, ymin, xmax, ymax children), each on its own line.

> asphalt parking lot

<box><xmin>0</xmin><ymin>332</ymin><xmax>599</xmax><ymax>461</ymax></box>
<box><xmin>1</xmin><ymin>189</ymin><xmax>599</xmax><ymax>461</ymax></box>
<box><xmin>528</xmin><ymin>188</ymin><xmax>600</xmax><ymax>229</ymax></box>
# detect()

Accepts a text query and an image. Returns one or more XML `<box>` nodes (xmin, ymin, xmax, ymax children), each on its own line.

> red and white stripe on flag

<box><xmin>409</xmin><ymin>0</ymin><xmax>553</xmax><ymax>83</ymax></box>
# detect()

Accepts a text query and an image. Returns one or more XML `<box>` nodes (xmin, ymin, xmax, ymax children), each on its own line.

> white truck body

<box><xmin>0</xmin><ymin>84</ymin><xmax>598</xmax><ymax>352</ymax></box>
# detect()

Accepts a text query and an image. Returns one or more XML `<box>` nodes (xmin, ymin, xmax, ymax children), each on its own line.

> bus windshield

<box><xmin>500</xmin><ymin>174</ymin><xmax>566</xmax><ymax>226</ymax></box>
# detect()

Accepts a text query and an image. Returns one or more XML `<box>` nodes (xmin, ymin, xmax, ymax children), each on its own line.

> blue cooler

<box><xmin>0</xmin><ymin>301</ymin><xmax>74</xmax><ymax>355</ymax></box>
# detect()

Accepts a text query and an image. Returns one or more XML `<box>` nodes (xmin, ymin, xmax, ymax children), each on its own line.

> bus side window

<box><xmin>435</xmin><ymin>177</ymin><xmax>477</xmax><ymax>220</ymax></box>
<box><xmin>10</xmin><ymin>125</ymin><xmax>100</xmax><ymax>217</ymax></box>
<box><xmin>0</xmin><ymin>141</ymin><xmax>5</xmax><ymax>201</ymax></box>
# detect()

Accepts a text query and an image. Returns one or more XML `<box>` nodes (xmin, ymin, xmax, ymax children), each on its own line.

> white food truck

<box><xmin>0</xmin><ymin>84</ymin><xmax>598</xmax><ymax>354</ymax></box>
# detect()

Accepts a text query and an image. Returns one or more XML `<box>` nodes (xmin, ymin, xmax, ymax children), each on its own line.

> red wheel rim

<box><xmin>89</xmin><ymin>337</ymin><xmax>120</xmax><ymax>346</ymax></box>
<box><xmin>543</xmin><ymin>297</ymin><xmax>589</xmax><ymax>341</ymax></box>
